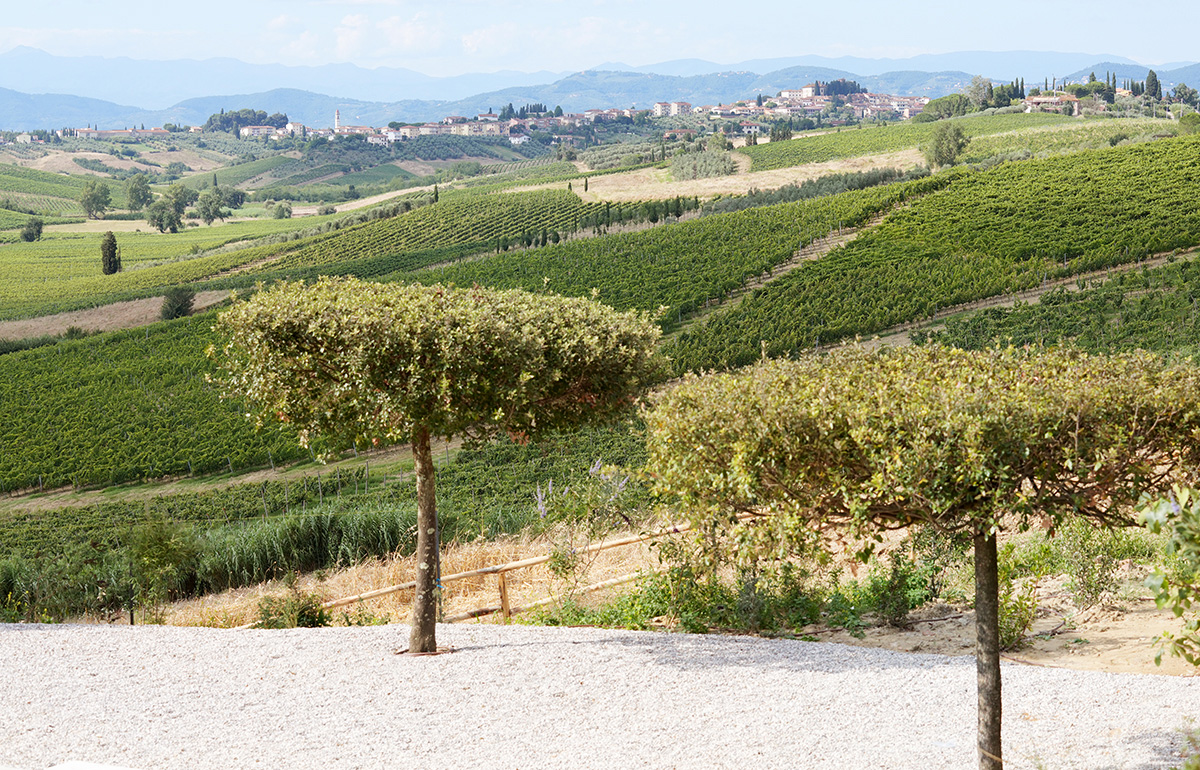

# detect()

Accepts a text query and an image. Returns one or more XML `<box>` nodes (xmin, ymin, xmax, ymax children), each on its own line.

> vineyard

<box><xmin>0</xmin><ymin>191</ymin><xmax>85</xmax><ymax>218</ymax></box>
<box><xmin>252</xmin><ymin>190</ymin><xmax>609</xmax><ymax>273</ymax></box>
<box><xmin>0</xmin><ymin>163</ymin><xmax>130</xmax><ymax>212</ymax></box>
<box><xmin>0</xmin><ymin>313</ymin><xmax>306</xmax><ymax>492</ymax></box>
<box><xmin>739</xmin><ymin>113</ymin><xmax>1073</xmax><ymax>171</ymax></box>
<box><xmin>666</xmin><ymin>134</ymin><xmax>1200</xmax><ymax>371</ymax></box>
<box><xmin>922</xmin><ymin>258</ymin><xmax>1200</xmax><ymax>354</ymax></box>
<box><xmin>410</xmin><ymin>175</ymin><xmax>954</xmax><ymax>331</ymax></box>
<box><xmin>327</xmin><ymin>163</ymin><xmax>414</xmax><ymax>187</ymax></box>
<box><xmin>0</xmin><ymin>214</ymin><xmax>343</xmax><ymax>320</ymax></box>
<box><xmin>178</xmin><ymin>155</ymin><xmax>294</xmax><ymax>190</ymax></box>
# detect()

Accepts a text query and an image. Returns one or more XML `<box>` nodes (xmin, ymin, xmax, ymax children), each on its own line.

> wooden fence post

<box><xmin>498</xmin><ymin>572</ymin><xmax>511</xmax><ymax>621</ymax></box>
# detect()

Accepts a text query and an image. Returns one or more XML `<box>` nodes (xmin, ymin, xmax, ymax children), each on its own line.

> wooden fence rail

<box><xmin>236</xmin><ymin>512</ymin><xmax>757</xmax><ymax>629</ymax></box>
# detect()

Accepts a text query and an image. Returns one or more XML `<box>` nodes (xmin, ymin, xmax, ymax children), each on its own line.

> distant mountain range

<box><xmin>0</xmin><ymin>47</ymin><xmax>1195</xmax><ymax>132</ymax></box>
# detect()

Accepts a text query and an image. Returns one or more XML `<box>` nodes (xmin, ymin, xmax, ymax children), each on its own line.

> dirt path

<box><xmin>804</xmin><ymin>566</ymin><xmax>1199</xmax><ymax>678</ymax></box>
<box><xmin>856</xmin><ymin>250</ymin><xmax>1190</xmax><ymax>351</ymax></box>
<box><xmin>0</xmin><ymin>290</ymin><xmax>231</xmax><ymax>340</ymax></box>
<box><xmin>520</xmin><ymin>150</ymin><xmax>924</xmax><ymax>203</ymax></box>
<box><xmin>665</xmin><ymin>213</ymin><xmax>887</xmax><ymax>342</ymax></box>
<box><xmin>0</xmin><ymin>437</ymin><xmax>465</xmax><ymax>515</ymax></box>
<box><xmin>290</xmin><ymin>183</ymin><xmax>438</xmax><ymax>217</ymax></box>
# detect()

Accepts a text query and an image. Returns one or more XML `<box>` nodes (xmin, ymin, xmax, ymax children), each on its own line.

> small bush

<box><xmin>1057</xmin><ymin>518</ymin><xmax>1156</xmax><ymax>607</ymax></box>
<box><xmin>317</xmin><ymin>204</ymin><xmax>337</xmax><ymax>215</ymax></box>
<box><xmin>19</xmin><ymin>216</ymin><xmax>43</xmax><ymax>242</ymax></box>
<box><xmin>161</xmin><ymin>286</ymin><xmax>196</xmax><ymax>320</ymax></box>
<box><xmin>256</xmin><ymin>588</ymin><xmax>331</xmax><ymax>628</ymax></box>
<box><xmin>998</xmin><ymin>580</ymin><xmax>1038</xmax><ymax>650</ymax></box>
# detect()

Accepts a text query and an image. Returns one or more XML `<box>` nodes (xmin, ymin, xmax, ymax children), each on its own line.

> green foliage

<box><xmin>740</xmin><ymin>113</ymin><xmax>1067</xmax><ymax>171</ymax></box>
<box><xmin>669</xmin><ymin>135</ymin><xmax>1200</xmax><ymax>370</ymax></box>
<box><xmin>126</xmin><ymin>173</ymin><xmax>152</xmax><ymax>212</ymax></box>
<box><xmin>923</xmin><ymin>122</ymin><xmax>970</xmax><ymax>167</ymax></box>
<box><xmin>1140</xmin><ymin>487</ymin><xmax>1200</xmax><ymax>666</ymax></box>
<box><xmin>256</xmin><ymin>585</ymin><xmax>331</xmax><ymax>629</ymax></box>
<box><xmin>1181</xmin><ymin>113</ymin><xmax>1200</xmax><ymax>135</ymax></box>
<box><xmin>145</xmin><ymin>198</ymin><xmax>181</xmax><ymax>233</ymax></box>
<box><xmin>997</xmin><ymin>579</ymin><xmax>1038</xmax><ymax>650</ymax></box>
<box><xmin>100</xmin><ymin>230</ymin><xmax>120</xmax><ymax>274</ymax></box>
<box><xmin>1057</xmin><ymin>519</ymin><xmax>1146</xmax><ymax>608</ymax></box>
<box><xmin>269</xmin><ymin>200</ymin><xmax>293</xmax><ymax>219</ymax></box>
<box><xmin>923</xmin><ymin>94</ymin><xmax>974</xmax><ymax>120</ymax></box>
<box><xmin>80</xmin><ymin>179</ymin><xmax>112</xmax><ymax>219</ymax></box>
<box><xmin>160</xmin><ymin>286</ymin><xmax>195</xmax><ymax>320</ymax></box>
<box><xmin>645</xmin><ymin>347</ymin><xmax>1200</xmax><ymax>563</ymax></box>
<box><xmin>213</xmin><ymin>277</ymin><xmax>665</xmax><ymax>449</ymax></box>
<box><xmin>128</xmin><ymin>515</ymin><xmax>200</xmax><ymax>607</ymax></box>
<box><xmin>19</xmin><ymin>216</ymin><xmax>42</xmax><ymax>242</ymax></box>
<box><xmin>196</xmin><ymin>189</ymin><xmax>230</xmax><ymax>225</ymax></box>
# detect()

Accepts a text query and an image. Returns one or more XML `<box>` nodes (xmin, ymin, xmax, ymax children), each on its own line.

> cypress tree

<box><xmin>1147</xmin><ymin>70</ymin><xmax>1161</xmax><ymax>99</ymax></box>
<box><xmin>100</xmin><ymin>231</ymin><xmax>121</xmax><ymax>275</ymax></box>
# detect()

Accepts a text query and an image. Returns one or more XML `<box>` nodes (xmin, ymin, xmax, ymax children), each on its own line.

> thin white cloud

<box><xmin>461</xmin><ymin>22</ymin><xmax>520</xmax><ymax>57</ymax></box>
<box><xmin>334</xmin><ymin>14</ymin><xmax>371</xmax><ymax>60</ymax></box>
<box><xmin>378</xmin><ymin>13</ymin><xmax>443</xmax><ymax>53</ymax></box>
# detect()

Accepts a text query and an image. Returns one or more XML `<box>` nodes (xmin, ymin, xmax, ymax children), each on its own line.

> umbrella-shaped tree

<box><xmin>643</xmin><ymin>345</ymin><xmax>1200</xmax><ymax>769</ymax></box>
<box><xmin>213</xmin><ymin>277</ymin><xmax>665</xmax><ymax>652</ymax></box>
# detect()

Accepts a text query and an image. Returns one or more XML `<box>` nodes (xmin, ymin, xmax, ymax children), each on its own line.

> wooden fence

<box><xmin>236</xmin><ymin>512</ymin><xmax>757</xmax><ymax>629</ymax></box>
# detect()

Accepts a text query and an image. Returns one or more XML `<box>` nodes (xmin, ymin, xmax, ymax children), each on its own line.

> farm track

<box><xmin>0</xmin><ymin>290</ymin><xmax>231</xmax><ymax>341</ymax></box>
<box><xmin>855</xmin><ymin>248</ymin><xmax>1194</xmax><ymax>351</ymax></box>
<box><xmin>665</xmin><ymin>212</ymin><xmax>888</xmax><ymax>342</ymax></box>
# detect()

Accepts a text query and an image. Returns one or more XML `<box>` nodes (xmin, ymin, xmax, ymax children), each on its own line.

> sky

<box><xmin>1</xmin><ymin>0</ymin><xmax>1197</xmax><ymax>75</ymax></box>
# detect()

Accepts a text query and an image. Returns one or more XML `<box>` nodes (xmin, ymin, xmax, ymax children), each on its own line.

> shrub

<box><xmin>256</xmin><ymin>585</ymin><xmax>331</xmax><ymax>628</ymax></box>
<box><xmin>160</xmin><ymin>286</ymin><xmax>196</xmax><ymax>320</ymax></box>
<box><xmin>19</xmin><ymin>216</ymin><xmax>43</xmax><ymax>242</ymax></box>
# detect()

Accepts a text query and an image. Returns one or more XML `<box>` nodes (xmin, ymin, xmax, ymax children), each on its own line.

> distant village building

<box><xmin>76</xmin><ymin>127</ymin><xmax>171</xmax><ymax>140</ymax></box>
<box><xmin>1024</xmin><ymin>93</ymin><xmax>1080</xmax><ymax>116</ymax></box>
<box><xmin>239</xmin><ymin>125</ymin><xmax>276</xmax><ymax>138</ymax></box>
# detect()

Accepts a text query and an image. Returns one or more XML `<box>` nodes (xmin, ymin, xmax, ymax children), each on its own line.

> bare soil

<box><xmin>141</xmin><ymin>148</ymin><xmax>222</xmax><ymax>172</ymax></box>
<box><xmin>524</xmin><ymin>149</ymin><xmax>924</xmax><ymax>202</ymax></box>
<box><xmin>139</xmin><ymin>530</ymin><xmax>1198</xmax><ymax>678</ymax></box>
<box><xmin>22</xmin><ymin>150</ymin><xmax>157</xmax><ymax>177</ymax></box>
<box><xmin>0</xmin><ymin>290</ymin><xmax>231</xmax><ymax>340</ymax></box>
<box><xmin>807</xmin><ymin>568</ymin><xmax>1198</xmax><ymax>678</ymax></box>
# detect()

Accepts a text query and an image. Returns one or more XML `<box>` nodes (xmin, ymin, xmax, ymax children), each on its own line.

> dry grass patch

<box><xmin>164</xmin><ymin>530</ymin><xmax>661</xmax><ymax>629</ymax></box>
<box><xmin>516</xmin><ymin>149</ymin><xmax>923</xmax><ymax>202</ymax></box>
<box><xmin>0</xmin><ymin>290</ymin><xmax>231</xmax><ymax>341</ymax></box>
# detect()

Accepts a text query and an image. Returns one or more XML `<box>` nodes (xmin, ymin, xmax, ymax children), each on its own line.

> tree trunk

<box><xmin>409</xmin><ymin>426</ymin><xmax>440</xmax><ymax>653</ymax></box>
<box><xmin>974</xmin><ymin>527</ymin><xmax>1002</xmax><ymax>770</ymax></box>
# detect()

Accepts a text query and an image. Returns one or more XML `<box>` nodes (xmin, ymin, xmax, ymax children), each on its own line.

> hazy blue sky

<box><xmin>2</xmin><ymin>0</ymin><xmax>1196</xmax><ymax>74</ymax></box>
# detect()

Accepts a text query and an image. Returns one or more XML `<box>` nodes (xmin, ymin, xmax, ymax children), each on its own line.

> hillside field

<box><xmin>3</xmin><ymin>112</ymin><xmax>1200</xmax><ymax>691</ymax></box>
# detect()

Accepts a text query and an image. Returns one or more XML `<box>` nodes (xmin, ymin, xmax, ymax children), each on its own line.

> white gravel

<box><xmin>1</xmin><ymin>622</ymin><xmax>1197</xmax><ymax>770</ymax></box>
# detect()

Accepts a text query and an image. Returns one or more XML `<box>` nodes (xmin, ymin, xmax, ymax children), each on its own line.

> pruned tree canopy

<box><xmin>212</xmin><ymin>276</ymin><xmax>666</xmax><ymax>652</ymax></box>
<box><xmin>643</xmin><ymin>345</ymin><xmax>1200</xmax><ymax>769</ymax></box>
<box><xmin>213</xmin><ymin>277</ymin><xmax>666</xmax><ymax>451</ymax></box>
